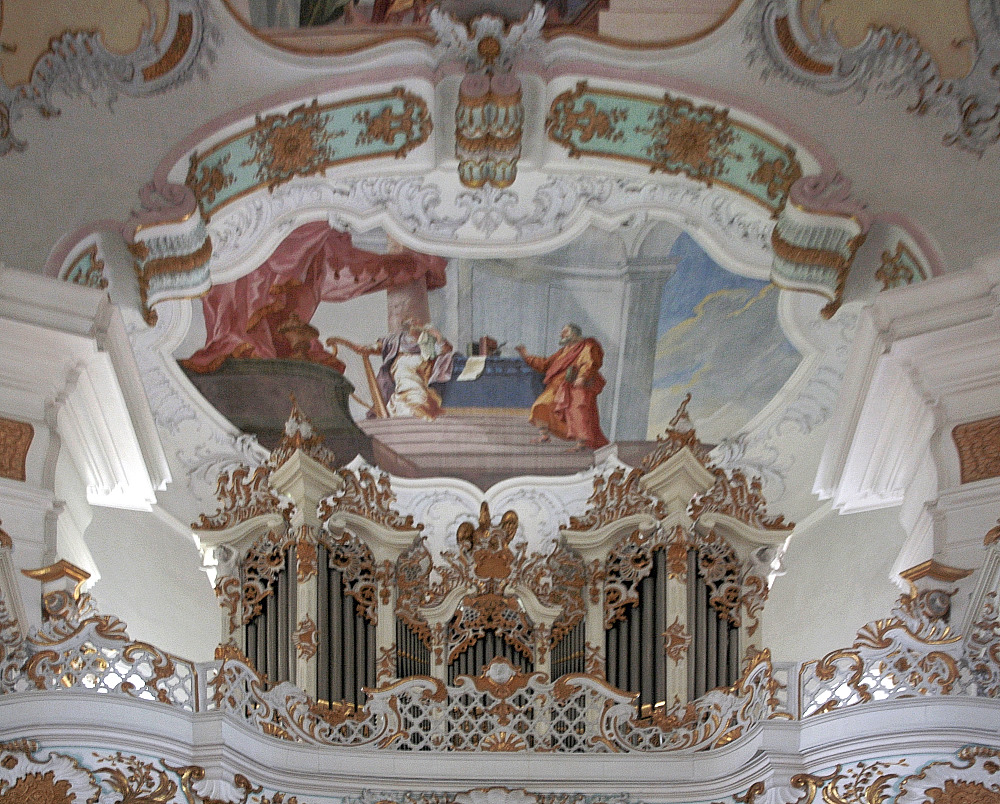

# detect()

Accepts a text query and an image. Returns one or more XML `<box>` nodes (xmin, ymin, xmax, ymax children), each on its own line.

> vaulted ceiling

<box><xmin>1</xmin><ymin>0</ymin><xmax>998</xmax><ymax>663</ymax></box>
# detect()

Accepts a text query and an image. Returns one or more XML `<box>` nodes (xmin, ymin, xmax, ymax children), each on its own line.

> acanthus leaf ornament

<box><xmin>294</xmin><ymin>614</ymin><xmax>319</xmax><ymax>660</ymax></box>
<box><xmin>0</xmin><ymin>741</ymin><xmax>101</xmax><ymax>804</ymax></box>
<box><xmin>688</xmin><ymin>469</ymin><xmax>794</xmax><ymax>532</ymax></box>
<box><xmin>567</xmin><ymin>467</ymin><xmax>666</xmax><ymax>531</ymax></box>
<box><xmin>320</xmin><ymin>468</ymin><xmax>419</xmax><ymax>532</ymax></box>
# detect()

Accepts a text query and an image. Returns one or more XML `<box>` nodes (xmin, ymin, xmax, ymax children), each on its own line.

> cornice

<box><xmin>816</xmin><ymin>259</ymin><xmax>1000</xmax><ymax>516</ymax></box>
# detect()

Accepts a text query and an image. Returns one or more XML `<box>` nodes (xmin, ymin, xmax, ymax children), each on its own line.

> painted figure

<box><xmin>516</xmin><ymin>324</ymin><xmax>609</xmax><ymax>451</ymax></box>
<box><xmin>376</xmin><ymin>319</ymin><xmax>454</xmax><ymax>419</ymax></box>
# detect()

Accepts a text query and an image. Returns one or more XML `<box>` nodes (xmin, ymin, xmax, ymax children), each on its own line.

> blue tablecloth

<box><xmin>433</xmin><ymin>355</ymin><xmax>545</xmax><ymax>409</ymax></box>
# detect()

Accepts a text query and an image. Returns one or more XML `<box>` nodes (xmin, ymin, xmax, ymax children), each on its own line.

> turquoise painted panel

<box><xmin>547</xmin><ymin>82</ymin><xmax>802</xmax><ymax>214</ymax></box>
<box><xmin>187</xmin><ymin>88</ymin><xmax>432</xmax><ymax>218</ymax></box>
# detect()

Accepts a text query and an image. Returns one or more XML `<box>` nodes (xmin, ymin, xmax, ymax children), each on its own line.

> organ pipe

<box><xmin>237</xmin><ymin>520</ymin><xmax>744</xmax><ymax>716</ymax></box>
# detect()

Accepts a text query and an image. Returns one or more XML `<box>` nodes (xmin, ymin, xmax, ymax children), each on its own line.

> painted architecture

<box><xmin>2</xmin><ymin>2</ymin><xmax>1000</xmax><ymax>804</ymax></box>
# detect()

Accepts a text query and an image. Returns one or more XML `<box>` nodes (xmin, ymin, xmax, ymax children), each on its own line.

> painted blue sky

<box><xmin>647</xmin><ymin>233</ymin><xmax>801</xmax><ymax>442</ymax></box>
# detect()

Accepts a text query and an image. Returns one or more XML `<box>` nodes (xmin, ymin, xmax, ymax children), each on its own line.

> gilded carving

<box><xmin>663</xmin><ymin>617</ymin><xmax>690</xmax><ymax>664</ymax></box>
<box><xmin>469</xmin><ymin>659</ymin><xmax>544</xmax><ymax>723</ymax></box>
<box><xmin>24</xmin><ymin>605</ymin><xmax>188</xmax><ymax>707</ymax></box>
<box><xmin>567</xmin><ymin>467</ymin><xmax>666</xmax><ymax>531</ymax></box>
<box><xmin>641</xmin><ymin>394</ymin><xmax>713</xmax><ymax>473</ymax></box>
<box><xmin>377</xmin><ymin>644</ymin><xmax>396</xmax><ymax>683</ymax></box>
<box><xmin>740</xmin><ymin>573</ymin><xmax>769</xmax><ymax>637</ymax></box>
<box><xmin>747</xmin><ymin>0</ymin><xmax>1000</xmax><ymax>154</ymax></box>
<box><xmin>901</xmin><ymin>747</ymin><xmax>1000</xmax><ymax>804</ymax></box>
<box><xmin>689</xmin><ymin>468</ymin><xmax>794</xmax><ymax>531</ymax></box>
<box><xmin>93</xmin><ymin>752</ymin><xmax>178</xmax><ymax>803</ymax></box>
<box><xmin>0</xmin><ymin>578</ymin><xmax>26</xmax><ymax>693</ymax></box>
<box><xmin>295</xmin><ymin>537</ymin><xmax>318</xmax><ymax>583</ymax></box>
<box><xmin>185</xmin><ymin>152</ymin><xmax>234</xmax><ymax>207</ymax></box>
<box><xmin>142</xmin><ymin>12</ymin><xmax>195</xmax><ymax>81</ymax></box>
<box><xmin>215</xmin><ymin>574</ymin><xmax>242</xmax><ymax>635</ymax></box>
<box><xmin>691</xmin><ymin>528</ymin><xmax>742</xmax><ymax>624</ymax></box>
<box><xmin>324</xmin><ymin>529</ymin><xmax>379</xmax><ymax>624</ymax></box>
<box><xmin>0</xmin><ymin>0</ymin><xmax>213</xmax><ymax>158</ymax></box>
<box><xmin>0</xmin><ymin>741</ymin><xmax>100</xmax><ymax>804</ymax></box>
<box><xmin>965</xmin><ymin>591</ymin><xmax>1000</xmax><ymax>697</ymax></box>
<box><xmin>987</xmin><ymin>519</ymin><xmax>1000</xmax><ymax>547</ymax></box>
<box><xmin>396</xmin><ymin>503</ymin><xmax>587</xmax><ymax>663</ymax></box>
<box><xmin>376</xmin><ymin>560</ymin><xmax>394</xmax><ymax>605</ymax></box>
<box><xmin>749</xmin><ymin>144</ymin><xmax>802</xmax><ymax>201</ymax></box>
<box><xmin>0</xmin><ymin>520</ymin><xmax>11</xmax><ymax>550</ymax></box>
<box><xmin>269</xmin><ymin>396</ymin><xmax>339</xmax><ymax>472</ymax></box>
<box><xmin>450</xmin><ymin>592</ymin><xmax>535</xmax><ymax>664</ymax></box>
<box><xmin>665</xmin><ymin>541</ymin><xmax>688</xmax><ymax>580</ymax></box>
<box><xmin>0</xmin><ymin>417</ymin><xmax>33</xmax><ymax>482</ymax></box>
<box><xmin>635</xmin><ymin>96</ymin><xmax>734</xmax><ymax>183</ymax></box>
<box><xmin>64</xmin><ymin>244</ymin><xmax>108</xmax><ymax>290</ymax></box>
<box><xmin>320</xmin><ymin>468</ymin><xmax>419</xmax><ymax>531</ymax></box>
<box><xmin>876</xmin><ymin>241</ymin><xmax>927</xmax><ymax>290</ymax></box>
<box><xmin>584</xmin><ymin>641</ymin><xmax>603</xmax><ymax>676</ymax></box>
<box><xmin>953</xmin><ymin>416</ymin><xmax>1000</xmax><ymax>484</ymax></box>
<box><xmin>546</xmin><ymin>82</ymin><xmax>628</xmax><ymax>157</ymax></box>
<box><xmin>354</xmin><ymin>89</ymin><xmax>432</xmax><ymax>159</ymax></box>
<box><xmin>243</xmin><ymin>100</ymin><xmax>346</xmax><ymax>193</ymax></box>
<box><xmin>395</xmin><ymin>538</ymin><xmax>435</xmax><ymax>646</ymax></box>
<box><xmin>798</xmin><ymin>579</ymin><xmax>972</xmax><ymax>717</ymax></box>
<box><xmin>603</xmin><ymin>527</ymin><xmax>672</xmax><ymax>628</ymax></box>
<box><xmin>294</xmin><ymin>614</ymin><xmax>318</xmax><ymax>660</ymax></box>
<box><xmin>587</xmin><ymin>559</ymin><xmax>605</xmax><ymax>605</ymax></box>
<box><xmin>623</xmin><ymin>648</ymin><xmax>778</xmax><ymax>750</ymax></box>
<box><xmin>193</xmin><ymin>465</ymin><xmax>284</xmax><ymax>531</ymax></box>
<box><xmin>238</xmin><ymin>527</ymin><xmax>296</xmax><ymax>625</ymax></box>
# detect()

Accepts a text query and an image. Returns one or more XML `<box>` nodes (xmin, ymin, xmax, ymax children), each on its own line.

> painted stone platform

<box><xmin>360</xmin><ymin>410</ymin><xmax>599</xmax><ymax>489</ymax></box>
<box><xmin>181</xmin><ymin>357</ymin><xmax>372</xmax><ymax>461</ymax></box>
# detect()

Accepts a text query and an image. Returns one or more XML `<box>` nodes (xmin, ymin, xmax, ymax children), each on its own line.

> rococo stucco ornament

<box><xmin>0</xmin><ymin>0</ymin><xmax>219</xmax><ymax>157</ymax></box>
<box><xmin>745</xmin><ymin>0</ymin><xmax>1000</xmax><ymax>155</ymax></box>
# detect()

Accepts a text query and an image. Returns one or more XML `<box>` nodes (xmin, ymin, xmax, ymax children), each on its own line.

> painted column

<box><xmin>386</xmin><ymin>276</ymin><xmax>430</xmax><ymax>333</ymax></box>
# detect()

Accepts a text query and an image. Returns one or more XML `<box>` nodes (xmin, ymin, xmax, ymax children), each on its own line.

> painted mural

<box><xmin>231</xmin><ymin>0</ymin><xmax>740</xmax><ymax>52</ymax></box>
<box><xmin>647</xmin><ymin>233</ymin><xmax>801</xmax><ymax>444</ymax></box>
<box><xmin>177</xmin><ymin>221</ymin><xmax>802</xmax><ymax>487</ymax></box>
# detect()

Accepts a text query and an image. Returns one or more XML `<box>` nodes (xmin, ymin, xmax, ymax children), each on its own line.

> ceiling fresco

<box><xmin>0</xmin><ymin>0</ymin><xmax>216</xmax><ymax>156</ymax></box>
<box><xmin>37</xmin><ymin>5</ymin><xmax>947</xmax><ymax>526</ymax></box>
<box><xmin>648</xmin><ymin>233</ymin><xmax>801</xmax><ymax>443</ymax></box>
<box><xmin>224</xmin><ymin>0</ymin><xmax>741</xmax><ymax>53</ymax></box>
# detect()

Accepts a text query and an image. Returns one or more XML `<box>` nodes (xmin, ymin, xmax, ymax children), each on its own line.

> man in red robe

<box><xmin>516</xmin><ymin>324</ymin><xmax>610</xmax><ymax>451</ymax></box>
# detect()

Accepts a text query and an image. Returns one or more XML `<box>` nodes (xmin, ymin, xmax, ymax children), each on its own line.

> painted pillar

<box><xmin>386</xmin><ymin>276</ymin><xmax>430</xmax><ymax>333</ymax></box>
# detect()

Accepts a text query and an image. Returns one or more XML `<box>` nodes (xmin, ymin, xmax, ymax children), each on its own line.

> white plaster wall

<box><xmin>761</xmin><ymin>503</ymin><xmax>909</xmax><ymax>663</ymax></box>
<box><xmin>84</xmin><ymin>507</ymin><xmax>220</xmax><ymax>661</ymax></box>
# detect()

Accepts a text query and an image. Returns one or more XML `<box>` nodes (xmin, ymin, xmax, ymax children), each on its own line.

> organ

<box><xmin>195</xmin><ymin>396</ymin><xmax>792</xmax><ymax>716</ymax></box>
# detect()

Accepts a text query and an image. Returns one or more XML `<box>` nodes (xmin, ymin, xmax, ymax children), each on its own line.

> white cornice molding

<box><xmin>0</xmin><ymin>267</ymin><xmax>171</xmax><ymax>510</ymax></box>
<box><xmin>815</xmin><ymin>257</ymin><xmax>1000</xmax><ymax>516</ymax></box>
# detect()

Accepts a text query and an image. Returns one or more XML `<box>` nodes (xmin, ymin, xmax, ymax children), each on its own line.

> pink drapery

<box><xmin>182</xmin><ymin>221</ymin><xmax>448</xmax><ymax>373</ymax></box>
